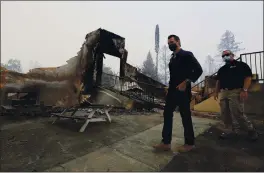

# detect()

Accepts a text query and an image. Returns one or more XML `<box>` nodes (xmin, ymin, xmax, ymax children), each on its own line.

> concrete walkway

<box><xmin>47</xmin><ymin>113</ymin><xmax>219</xmax><ymax>172</ymax></box>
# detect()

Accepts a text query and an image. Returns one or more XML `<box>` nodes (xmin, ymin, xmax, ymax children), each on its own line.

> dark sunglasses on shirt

<box><xmin>222</xmin><ymin>54</ymin><xmax>230</xmax><ymax>58</ymax></box>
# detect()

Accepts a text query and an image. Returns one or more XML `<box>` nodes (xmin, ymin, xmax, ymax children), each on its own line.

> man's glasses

<box><xmin>222</xmin><ymin>54</ymin><xmax>230</xmax><ymax>58</ymax></box>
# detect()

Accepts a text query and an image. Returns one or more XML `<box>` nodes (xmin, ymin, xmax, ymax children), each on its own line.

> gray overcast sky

<box><xmin>1</xmin><ymin>1</ymin><xmax>263</xmax><ymax>73</ymax></box>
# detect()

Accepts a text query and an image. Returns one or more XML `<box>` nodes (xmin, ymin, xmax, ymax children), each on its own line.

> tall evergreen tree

<box><xmin>141</xmin><ymin>51</ymin><xmax>157</xmax><ymax>80</ymax></box>
<box><xmin>217</xmin><ymin>30</ymin><xmax>245</xmax><ymax>55</ymax></box>
<box><xmin>159</xmin><ymin>45</ymin><xmax>170</xmax><ymax>85</ymax></box>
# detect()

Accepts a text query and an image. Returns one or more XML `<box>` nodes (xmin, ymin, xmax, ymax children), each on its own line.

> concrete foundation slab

<box><xmin>1</xmin><ymin>112</ymin><xmax>219</xmax><ymax>172</ymax></box>
<box><xmin>46</xmin><ymin>114</ymin><xmax>219</xmax><ymax>172</ymax></box>
<box><xmin>1</xmin><ymin>114</ymin><xmax>163</xmax><ymax>171</ymax></box>
<box><xmin>48</xmin><ymin>147</ymin><xmax>155</xmax><ymax>172</ymax></box>
<box><xmin>111</xmin><ymin>115</ymin><xmax>218</xmax><ymax>170</ymax></box>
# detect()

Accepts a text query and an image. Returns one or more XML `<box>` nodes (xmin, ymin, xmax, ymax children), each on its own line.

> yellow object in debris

<box><xmin>125</xmin><ymin>100</ymin><xmax>134</xmax><ymax>110</ymax></box>
<box><xmin>194</xmin><ymin>96</ymin><xmax>220</xmax><ymax>113</ymax></box>
<box><xmin>249</xmin><ymin>82</ymin><xmax>261</xmax><ymax>92</ymax></box>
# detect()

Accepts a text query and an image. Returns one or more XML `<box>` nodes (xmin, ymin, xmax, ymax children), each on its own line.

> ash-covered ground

<box><xmin>0</xmin><ymin>110</ymin><xmax>163</xmax><ymax>172</ymax></box>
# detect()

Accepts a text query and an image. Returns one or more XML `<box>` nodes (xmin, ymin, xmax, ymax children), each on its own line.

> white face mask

<box><xmin>223</xmin><ymin>56</ymin><xmax>231</xmax><ymax>62</ymax></box>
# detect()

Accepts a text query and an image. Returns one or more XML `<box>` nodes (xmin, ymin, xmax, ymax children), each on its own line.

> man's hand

<box><xmin>176</xmin><ymin>80</ymin><xmax>187</xmax><ymax>91</ymax></box>
<box><xmin>240</xmin><ymin>90</ymin><xmax>248</xmax><ymax>101</ymax></box>
<box><xmin>213</xmin><ymin>92</ymin><xmax>218</xmax><ymax>100</ymax></box>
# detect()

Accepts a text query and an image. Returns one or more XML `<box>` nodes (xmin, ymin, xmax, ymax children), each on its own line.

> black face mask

<box><xmin>169</xmin><ymin>43</ymin><xmax>177</xmax><ymax>51</ymax></box>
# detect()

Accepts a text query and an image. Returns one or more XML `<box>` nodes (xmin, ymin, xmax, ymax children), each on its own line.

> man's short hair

<box><xmin>223</xmin><ymin>50</ymin><xmax>234</xmax><ymax>56</ymax></box>
<box><xmin>168</xmin><ymin>35</ymin><xmax>180</xmax><ymax>41</ymax></box>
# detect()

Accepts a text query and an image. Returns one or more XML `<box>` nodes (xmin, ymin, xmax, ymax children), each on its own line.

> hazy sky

<box><xmin>1</xmin><ymin>1</ymin><xmax>263</xmax><ymax>73</ymax></box>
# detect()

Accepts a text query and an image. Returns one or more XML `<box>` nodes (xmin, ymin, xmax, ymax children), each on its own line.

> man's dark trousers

<box><xmin>162</xmin><ymin>86</ymin><xmax>195</xmax><ymax>145</ymax></box>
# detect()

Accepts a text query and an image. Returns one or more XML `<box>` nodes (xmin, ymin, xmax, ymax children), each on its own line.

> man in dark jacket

<box><xmin>153</xmin><ymin>35</ymin><xmax>203</xmax><ymax>152</ymax></box>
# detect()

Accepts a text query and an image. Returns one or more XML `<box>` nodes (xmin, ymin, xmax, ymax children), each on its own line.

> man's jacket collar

<box><xmin>171</xmin><ymin>48</ymin><xmax>184</xmax><ymax>57</ymax></box>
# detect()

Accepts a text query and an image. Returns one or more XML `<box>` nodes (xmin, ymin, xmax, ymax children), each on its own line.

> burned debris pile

<box><xmin>0</xmin><ymin>28</ymin><xmax>167</xmax><ymax>119</ymax></box>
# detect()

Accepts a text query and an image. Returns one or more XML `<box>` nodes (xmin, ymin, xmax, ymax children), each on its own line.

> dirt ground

<box><xmin>0</xmin><ymin>113</ymin><xmax>163</xmax><ymax>172</ymax></box>
<box><xmin>1</xmin><ymin>113</ymin><xmax>263</xmax><ymax>172</ymax></box>
<box><xmin>161</xmin><ymin>115</ymin><xmax>264</xmax><ymax>172</ymax></box>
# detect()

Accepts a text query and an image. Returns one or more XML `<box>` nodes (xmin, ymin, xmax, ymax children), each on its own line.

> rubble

<box><xmin>0</xmin><ymin>29</ymin><xmax>126</xmax><ymax>108</ymax></box>
<box><xmin>1</xmin><ymin>28</ymin><xmax>167</xmax><ymax>117</ymax></box>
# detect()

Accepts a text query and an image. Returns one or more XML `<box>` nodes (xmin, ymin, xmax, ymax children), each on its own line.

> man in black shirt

<box><xmin>214</xmin><ymin>50</ymin><xmax>258</xmax><ymax>141</ymax></box>
<box><xmin>153</xmin><ymin>35</ymin><xmax>203</xmax><ymax>152</ymax></box>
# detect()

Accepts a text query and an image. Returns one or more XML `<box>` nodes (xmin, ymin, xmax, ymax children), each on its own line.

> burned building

<box><xmin>1</xmin><ymin>28</ymin><xmax>167</xmax><ymax>112</ymax></box>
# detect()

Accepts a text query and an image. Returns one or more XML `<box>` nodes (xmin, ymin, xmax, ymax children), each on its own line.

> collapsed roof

<box><xmin>95</xmin><ymin>28</ymin><xmax>125</xmax><ymax>58</ymax></box>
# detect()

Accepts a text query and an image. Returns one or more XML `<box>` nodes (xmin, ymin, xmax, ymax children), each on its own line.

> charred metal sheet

<box><xmin>123</xmin><ymin>63</ymin><xmax>167</xmax><ymax>100</ymax></box>
<box><xmin>99</xmin><ymin>68</ymin><xmax>166</xmax><ymax>110</ymax></box>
